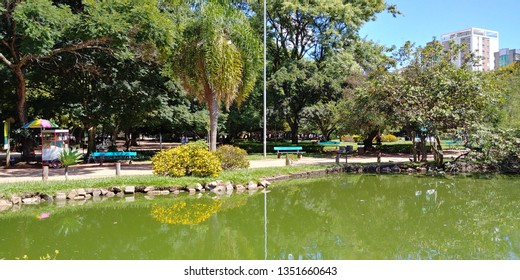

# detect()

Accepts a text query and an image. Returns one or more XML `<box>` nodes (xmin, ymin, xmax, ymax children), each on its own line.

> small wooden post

<box><xmin>335</xmin><ymin>153</ymin><xmax>340</xmax><ymax>164</ymax></box>
<box><xmin>115</xmin><ymin>162</ymin><xmax>121</xmax><ymax>176</ymax></box>
<box><xmin>377</xmin><ymin>152</ymin><xmax>381</xmax><ymax>163</ymax></box>
<box><xmin>285</xmin><ymin>154</ymin><xmax>290</xmax><ymax>166</ymax></box>
<box><xmin>345</xmin><ymin>153</ymin><xmax>348</xmax><ymax>164</ymax></box>
<box><xmin>42</xmin><ymin>166</ymin><xmax>49</xmax><ymax>181</ymax></box>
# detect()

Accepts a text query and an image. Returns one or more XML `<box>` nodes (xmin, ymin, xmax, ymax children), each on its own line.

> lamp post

<box><xmin>263</xmin><ymin>0</ymin><xmax>267</xmax><ymax>158</ymax></box>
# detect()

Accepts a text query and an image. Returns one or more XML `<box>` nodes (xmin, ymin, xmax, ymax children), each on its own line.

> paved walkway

<box><xmin>0</xmin><ymin>151</ymin><xmax>463</xmax><ymax>183</ymax></box>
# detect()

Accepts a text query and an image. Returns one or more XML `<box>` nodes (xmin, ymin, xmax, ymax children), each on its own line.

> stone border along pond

<box><xmin>0</xmin><ymin>162</ymin><xmax>471</xmax><ymax>211</ymax></box>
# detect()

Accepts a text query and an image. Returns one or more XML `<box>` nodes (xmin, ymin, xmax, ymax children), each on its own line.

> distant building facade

<box><xmin>440</xmin><ymin>27</ymin><xmax>499</xmax><ymax>71</ymax></box>
<box><xmin>494</xmin><ymin>48</ymin><xmax>520</xmax><ymax>69</ymax></box>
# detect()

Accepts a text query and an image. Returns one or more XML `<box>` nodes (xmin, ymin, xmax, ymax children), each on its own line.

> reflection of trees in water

<box><xmin>148</xmin><ymin>194</ymin><xmax>262</xmax><ymax>259</ymax></box>
<box><xmin>56</xmin><ymin>215</ymin><xmax>84</xmax><ymax>237</ymax></box>
<box><xmin>269</xmin><ymin>175</ymin><xmax>520</xmax><ymax>259</ymax></box>
<box><xmin>150</xmin><ymin>199</ymin><xmax>222</xmax><ymax>225</ymax></box>
<box><xmin>3</xmin><ymin>176</ymin><xmax>520</xmax><ymax>259</ymax></box>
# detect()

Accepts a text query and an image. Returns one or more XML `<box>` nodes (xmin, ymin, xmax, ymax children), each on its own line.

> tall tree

<box><xmin>170</xmin><ymin>0</ymin><xmax>262</xmax><ymax>151</ymax></box>
<box><xmin>262</xmin><ymin>0</ymin><xmax>396</xmax><ymax>143</ymax></box>
<box><xmin>357</xmin><ymin>41</ymin><xmax>501</xmax><ymax>164</ymax></box>
<box><xmin>0</xmin><ymin>0</ymin><xmax>174</xmax><ymax>125</ymax></box>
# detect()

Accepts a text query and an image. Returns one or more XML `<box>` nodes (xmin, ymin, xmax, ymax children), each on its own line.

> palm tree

<box><xmin>58</xmin><ymin>149</ymin><xmax>83</xmax><ymax>180</ymax></box>
<box><xmin>171</xmin><ymin>1</ymin><xmax>261</xmax><ymax>151</ymax></box>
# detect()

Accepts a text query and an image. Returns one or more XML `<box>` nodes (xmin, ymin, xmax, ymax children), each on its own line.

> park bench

<box><xmin>274</xmin><ymin>146</ymin><xmax>305</xmax><ymax>158</ymax></box>
<box><xmin>319</xmin><ymin>141</ymin><xmax>341</xmax><ymax>147</ymax></box>
<box><xmin>88</xmin><ymin>151</ymin><xmax>137</xmax><ymax>165</ymax></box>
<box><xmin>319</xmin><ymin>141</ymin><xmax>341</xmax><ymax>153</ymax></box>
<box><xmin>445</xmin><ymin>140</ymin><xmax>463</xmax><ymax>149</ymax></box>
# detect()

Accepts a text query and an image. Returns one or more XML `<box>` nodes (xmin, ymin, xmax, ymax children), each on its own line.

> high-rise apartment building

<box><xmin>494</xmin><ymin>48</ymin><xmax>520</xmax><ymax>69</ymax></box>
<box><xmin>440</xmin><ymin>28</ymin><xmax>499</xmax><ymax>71</ymax></box>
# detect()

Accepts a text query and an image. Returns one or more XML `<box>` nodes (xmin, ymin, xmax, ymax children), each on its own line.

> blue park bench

<box><xmin>319</xmin><ymin>141</ymin><xmax>341</xmax><ymax>152</ymax></box>
<box><xmin>88</xmin><ymin>151</ymin><xmax>137</xmax><ymax>165</ymax></box>
<box><xmin>445</xmin><ymin>140</ymin><xmax>463</xmax><ymax>149</ymax></box>
<box><xmin>319</xmin><ymin>141</ymin><xmax>341</xmax><ymax>147</ymax></box>
<box><xmin>274</xmin><ymin>146</ymin><xmax>305</xmax><ymax>158</ymax></box>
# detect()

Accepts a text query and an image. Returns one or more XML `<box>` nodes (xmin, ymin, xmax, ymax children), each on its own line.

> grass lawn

<box><xmin>0</xmin><ymin>164</ymin><xmax>335</xmax><ymax>197</ymax></box>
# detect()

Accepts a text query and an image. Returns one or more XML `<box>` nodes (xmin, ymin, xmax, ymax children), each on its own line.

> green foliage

<box><xmin>58</xmin><ymin>148</ymin><xmax>83</xmax><ymax>167</ymax></box>
<box><xmin>492</xmin><ymin>62</ymin><xmax>520</xmax><ymax>129</ymax></box>
<box><xmin>2</xmin><ymin>0</ymin><xmax>176</xmax><ymax>125</ymax></box>
<box><xmin>380</xmin><ymin>134</ymin><xmax>398</xmax><ymax>142</ymax></box>
<box><xmin>215</xmin><ymin>145</ymin><xmax>249</xmax><ymax>170</ymax></box>
<box><xmin>353</xmin><ymin>40</ymin><xmax>501</xmax><ymax>163</ymax></box>
<box><xmin>13</xmin><ymin>0</ymin><xmax>77</xmax><ymax>56</ymax></box>
<box><xmin>302</xmin><ymin>101</ymin><xmax>344</xmax><ymax>141</ymax></box>
<box><xmin>151</xmin><ymin>142</ymin><xmax>222</xmax><ymax>177</ymax></box>
<box><xmin>468</xmin><ymin>126</ymin><xmax>520</xmax><ymax>168</ymax></box>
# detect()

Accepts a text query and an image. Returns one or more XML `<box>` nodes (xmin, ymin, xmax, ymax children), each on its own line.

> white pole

<box><xmin>263</xmin><ymin>0</ymin><xmax>267</xmax><ymax>158</ymax></box>
<box><xmin>264</xmin><ymin>188</ymin><xmax>268</xmax><ymax>260</ymax></box>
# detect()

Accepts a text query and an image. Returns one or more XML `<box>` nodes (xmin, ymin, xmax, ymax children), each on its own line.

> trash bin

<box><xmin>357</xmin><ymin>145</ymin><xmax>364</xmax><ymax>153</ymax></box>
<box><xmin>9</xmin><ymin>158</ymin><xmax>15</xmax><ymax>167</ymax></box>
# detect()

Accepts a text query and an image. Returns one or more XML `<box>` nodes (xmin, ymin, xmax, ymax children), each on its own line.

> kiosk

<box><xmin>41</xmin><ymin>129</ymin><xmax>70</xmax><ymax>165</ymax></box>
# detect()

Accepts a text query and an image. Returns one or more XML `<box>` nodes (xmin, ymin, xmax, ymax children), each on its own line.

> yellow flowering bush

<box><xmin>215</xmin><ymin>145</ymin><xmax>249</xmax><ymax>170</ymax></box>
<box><xmin>151</xmin><ymin>142</ymin><xmax>222</xmax><ymax>177</ymax></box>
<box><xmin>150</xmin><ymin>199</ymin><xmax>223</xmax><ymax>225</ymax></box>
<box><xmin>381</xmin><ymin>134</ymin><xmax>399</xmax><ymax>142</ymax></box>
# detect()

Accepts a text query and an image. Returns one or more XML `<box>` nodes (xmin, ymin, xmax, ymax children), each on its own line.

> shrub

<box><xmin>215</xmin><ymin>145</ymin><xmax>249</xmax><ymax>170</ymax></box>
<box><xmin>380</xmin><ymin>134</ymin><xmax>399</xmax><ymax>142</ymax></box>
<box><xmin>352</xmin><ymin>135</ymin><xmax>363</xmax><ymax>142</ymax></box>
<box><xmin>151</xmin><ymin>142</ymin><xmax>221</xmax><ymax>177</ymax></box>
<box><xmin>340</xmin><ymin>135</ymin><xmax>354</xmax><ymax>142</ymax></box>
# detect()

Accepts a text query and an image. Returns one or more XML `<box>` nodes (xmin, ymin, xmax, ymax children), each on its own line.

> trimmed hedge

<box><xmin>379</xmin><ymin>143</ymin><xmax>431</xmax><ymax>154</ymax></box>
<box><xmin>234</xmin><ymin>141</ymin><xmax>324</xmax><ymax>154</ymax></box>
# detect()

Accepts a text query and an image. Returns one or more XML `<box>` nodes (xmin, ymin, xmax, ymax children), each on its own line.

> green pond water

<box><xmin>1</xmin><ymin>174</ymin><xmax>520</xmax><ymax>260</ymax></box>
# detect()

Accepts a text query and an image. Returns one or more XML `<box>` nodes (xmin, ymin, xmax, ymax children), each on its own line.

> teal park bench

<box><xmin>319</xmin><ymin>141</ymin><xmax>341</xmax><ymax>146</ymax></box>
<box><xmin>88</xmin><ymin>151</ymin><xmax>137</xmax><ymax>165</ymax></box>
<box><xmin>319</xmin><ymin>141</ymin><xmax>341</xmax><ymax>152</ymax></box>
<box><xmin>445</xmin><ymin>140</ymin><xmax>463</xmax><ymax>149</ymax></box>
<box><xmin>274</xmin><ymin>146</ymin><xmax>305</xmax><ymax>158</ymax></box>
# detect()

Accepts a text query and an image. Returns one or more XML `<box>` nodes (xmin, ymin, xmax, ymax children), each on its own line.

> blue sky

<box><xmin>360</xmin><ymin>0</ymin><xmax>520</xmax><ymax>49</ymax></box>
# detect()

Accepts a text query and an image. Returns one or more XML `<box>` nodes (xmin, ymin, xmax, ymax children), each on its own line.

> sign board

<box><xmin>3</xmin><ymin>121</ymin><xmax>8</xmax><ymax>150</ymax></box>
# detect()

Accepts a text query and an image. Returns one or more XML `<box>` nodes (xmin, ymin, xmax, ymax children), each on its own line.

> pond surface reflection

<box><xmin>1</xmin><ymin>174</ymin><xmax>520</xmax><ymax>260</ymax></box>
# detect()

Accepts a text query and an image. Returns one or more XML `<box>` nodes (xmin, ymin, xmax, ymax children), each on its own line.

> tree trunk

<box><xmin>124</xmin><ymin>132</ymin><xmax>131</xmax><ymax>151</ymax></box>
<box><xmin>289</xmin><ymin>119</ymin><xmax>299</xmax><ymax>144</ymax></box>
<box><xmin>419</xmin><ymin>134</ymin><xmax>428</xmax><ymax>162</ymax></box>
<box><xmin>88</xmin><ymin>126</ymin><xmax>96</xmax><ymax>154</ymax></box>
<box><xmin>14</xmin><ymin>67</ymin><xmax>27</xmax><ymax>125</ymax></box>
<box><xmin>363</xmin><ymin>130</ymin><xmax>379</xmax><ymax>151</ymax></box>
<box><xmin>64</xmin><ymin>166</ymin><xmax>69</xmax><ymax>181</ymax></box>
<box><xmin>13</xmin><ymin>67</ymin><xmax>31</xmax><ymax>160</ymax></box>
<box><xmin>410</xmin><ymin>130</ymin><xmax>418</xmax><ymax>162</ymax></box>
<box><xmin>207</xmin><ymin>91</ymin><xmax>219</xmax><ymax>151</ymax></box>
<box><xmin>432</xmin><ymin>135</ymin><xmax>444</xmax><ymax>166</ymax></box>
